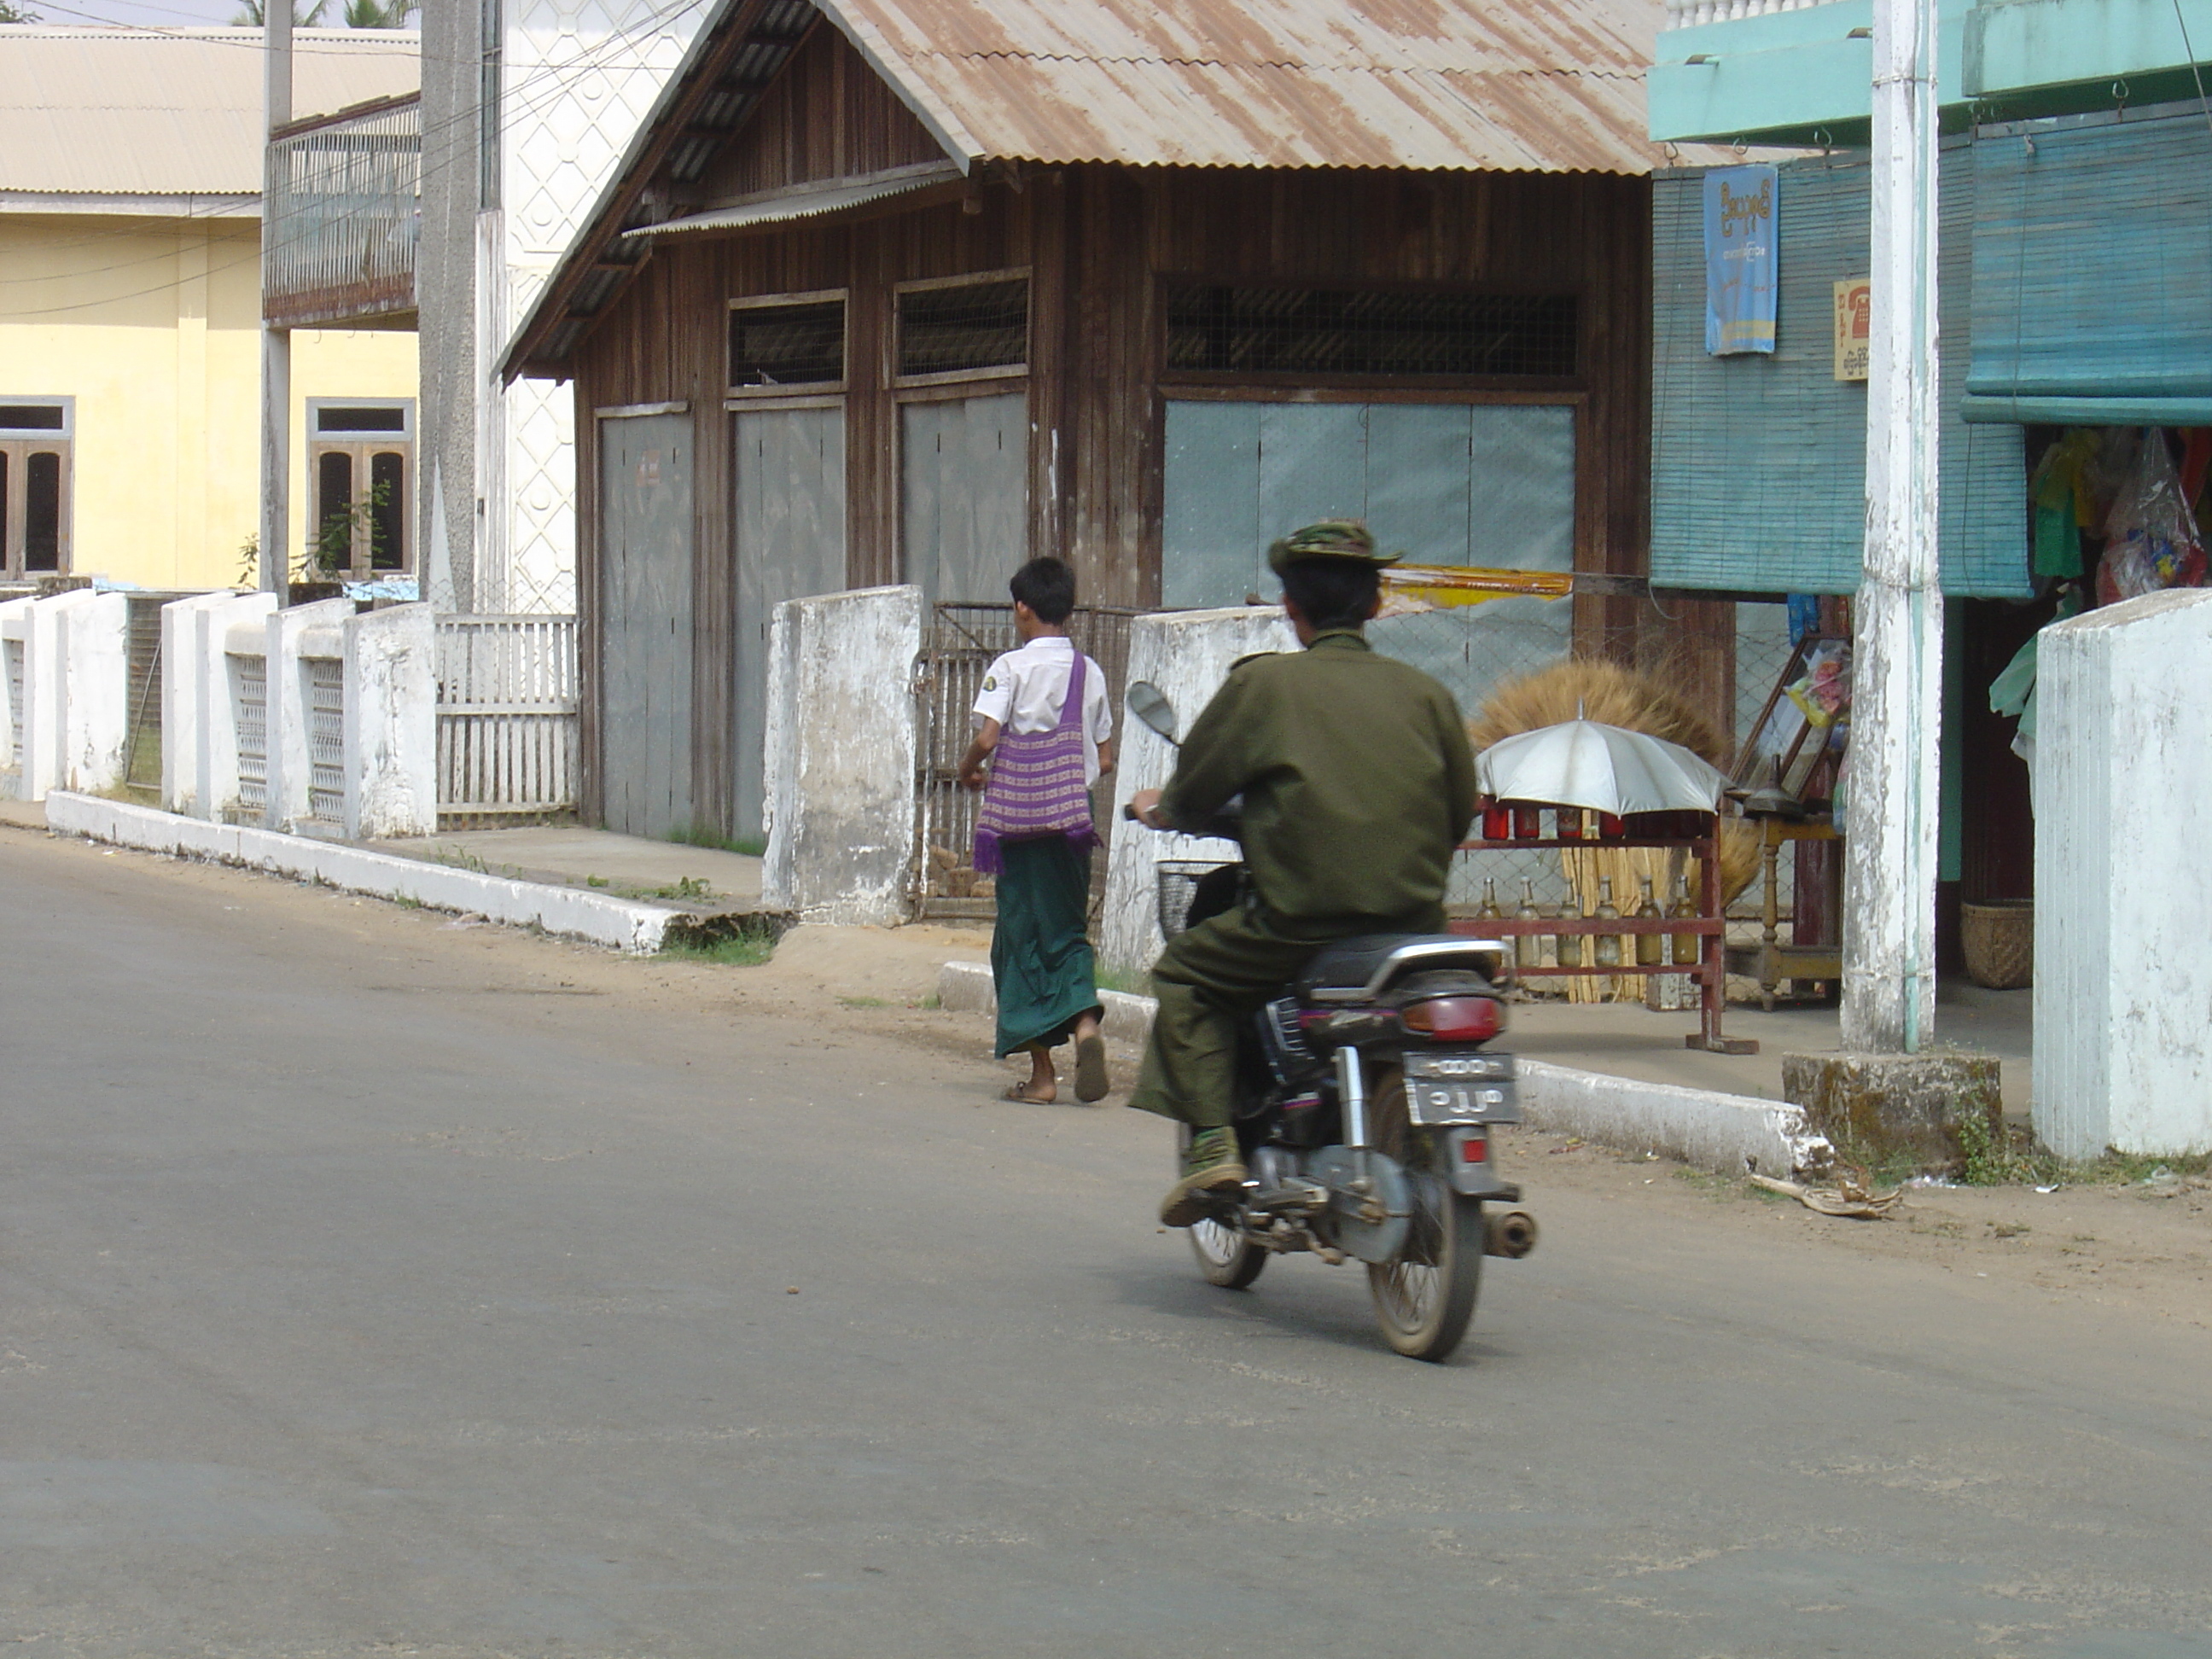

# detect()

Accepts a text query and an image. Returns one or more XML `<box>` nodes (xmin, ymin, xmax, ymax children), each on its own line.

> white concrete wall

<box><xmin>201</xmin><ymin>594</ymin><xmax>278</xmax><ymax>823</ymax></box>
<box><xmin>1098</xmin><ymin>606</ymin><xmax>1297</xmax><ymax>977</ymax></box>
<box><xmin>0</xmin><ymin>596</ymin><xmax>33</xmax><ymax>795</ymax></box>
<box><xmin>55</xmin><ymin>591</ymin><xmax>129</xmax><ymax>796</ymax></box>
<box><xmin>341</xmin><ymin>602</ymin><xmax>438</xmax><ymax>839</ymax></box>
<box><xmin>0</xmin><ymin>590</ymin><xmax>127</xmax><ymax>801</ymax></box>
<box><xmin>762</xmin><ymin>585</ymin><xmax>923</xmax><ymax>926</ymax></box>
<box><xmin>2034</xmin><ymin>588</ymin><xmax>2212</xmax><ymax>1159</ymax></box>
<box><xmin>262</xmin><ymin>597</ymin><xmax>354</xmax><ymax>833</ymax></box>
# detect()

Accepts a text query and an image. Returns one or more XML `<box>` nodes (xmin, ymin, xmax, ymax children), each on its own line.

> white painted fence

<box><xmin>434</xmin><ymin>614</ymin><xmax>577</xmax><ymax>820</ymax></box>
<box><xmin>0</xmin><ymin>588</ymin><xmax>129</xmax><ymax>800</ymax></box>
<box><xmin>160</xmin><ymin>594</ymin><xmax>435</xmax><ymax>838</ymax></box>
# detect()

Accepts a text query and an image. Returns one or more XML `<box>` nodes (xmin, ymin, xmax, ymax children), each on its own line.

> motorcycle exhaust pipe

<box><xmin>1483</xmin><ymin>1208</ymin><xmax>1539</xmax><ymax>1259</ymax></box>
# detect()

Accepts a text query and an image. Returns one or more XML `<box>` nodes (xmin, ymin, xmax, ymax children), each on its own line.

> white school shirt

<box><xmin>972</xmin><ymin>634</ymin><xmax>1115</xmax><ymax>787</ymax></box>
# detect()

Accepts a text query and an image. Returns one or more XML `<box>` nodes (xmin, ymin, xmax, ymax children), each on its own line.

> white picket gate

<box><xmin>435</xmin><ymin>614</ymin><xmax>577</xmax><ymax>821</ymax></box>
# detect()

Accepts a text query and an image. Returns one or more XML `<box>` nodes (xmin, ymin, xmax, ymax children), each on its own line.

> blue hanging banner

<box><xmin>1703</xmin><ymin>165</ymin><xmax>1778</xmax><ymax>355</ymax></box>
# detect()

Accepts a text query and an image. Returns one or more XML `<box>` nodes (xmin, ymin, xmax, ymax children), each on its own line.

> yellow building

<box><xmin>0</xmin><ymin>26</ymin><xmax>418</xmax><ymax>591</ymax></box>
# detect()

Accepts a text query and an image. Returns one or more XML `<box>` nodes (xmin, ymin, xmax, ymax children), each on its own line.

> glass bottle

<box><xmin>1481</xmin><ymin>798</ymin><xmax>1512</xmax><ymax>841</ymax></box>
<box><xmin>1634</xmin><ymin>873</ymin><xmax>1665</xmax><ymax>967</ymax></box>
<box><xmin>1476</xmin><ymin>877</ymin><xmax>1504</xmax><ymax>922</ymax></box>
<box><xmin>1593</xmin><ymin>876</ymin><xmax>1621</xmax><ymax>969</ymax></box>
<box><xmin>1515</xmin><ymin>879</ymin><xmax>1542</xmax><ymax>974</ymax></box>
<box><xmin>1670</xmin><ymin>878</ymin><xmax>1702</xmax><ymax>965</ymax></box>
<box><xmin>1553</xmin><ymin>901</ymin><xmax>1581</xmax><ymax>969</ymax></box>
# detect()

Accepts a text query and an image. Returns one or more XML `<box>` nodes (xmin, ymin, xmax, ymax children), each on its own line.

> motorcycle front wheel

<box><xmin>1190</xmin><ymin>1215</ymin><xmax>1268</xmax><ymax>1289</ymax></box>
<box><xmin>1364</xmin><ymin>1067</ymin><xmax>1482</xmax><ymax>1361</ymax></box>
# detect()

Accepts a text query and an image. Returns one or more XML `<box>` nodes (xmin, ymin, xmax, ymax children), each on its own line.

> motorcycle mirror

<box><xmin>1126</xmin><ymin>680</ymin><xmax>1179</xmax><ymax>744</ymax></box>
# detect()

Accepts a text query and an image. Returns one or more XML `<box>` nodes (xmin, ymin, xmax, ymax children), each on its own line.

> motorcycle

<box><xmin>1122</xmin><ymin>681</ymin><xmax>1537</xmax><ymax>1364</ymax></box>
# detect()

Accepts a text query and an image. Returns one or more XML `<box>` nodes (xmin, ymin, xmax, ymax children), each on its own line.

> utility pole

<box><xmin>259</xmin><ymin>1</ymin><xmax>293</xmax><ymax>603</ymax></box>
<box><xmin>1842</xmin><ymin>0</ymin><xmax>1942</xmax><ymax>1051</ymax></box>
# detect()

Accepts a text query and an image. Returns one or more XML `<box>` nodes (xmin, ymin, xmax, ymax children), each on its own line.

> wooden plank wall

<box><xmin>569</xmin><ymin>160</ymin><xmax>1670</xmax><ymax>831</ymax></box>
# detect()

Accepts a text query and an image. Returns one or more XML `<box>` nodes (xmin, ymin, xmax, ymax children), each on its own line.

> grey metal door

<box><xmin>899</xmin><ymin>393</ymin><xmax>1027</xmax><ymax>606</ymax></box>
<box><xmin>598</xmin><ymin>412</ymin><xmax>694</xmax><ymax>838</ymax></box>
<box><xmin>733</xmin><ymin>405</ymin><xmax>847</xmax><ymax>840</ymax></box>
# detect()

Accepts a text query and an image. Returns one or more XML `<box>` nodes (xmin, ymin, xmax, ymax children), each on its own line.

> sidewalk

<box><xmin>1508</xmin><ymin>981</ymin><xmax>2034</xmax><ymax>1116</ymax></box>
<box><xmin>367</xmin><ymin>824</ymin><xmax>765</xmax><ymax>911</ymax></box>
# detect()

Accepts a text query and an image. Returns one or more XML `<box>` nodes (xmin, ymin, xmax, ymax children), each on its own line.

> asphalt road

<box><xmin>4</xmin><ymin>830</ymin><xmax>2209</xmax><ymax>1659</ymax></box>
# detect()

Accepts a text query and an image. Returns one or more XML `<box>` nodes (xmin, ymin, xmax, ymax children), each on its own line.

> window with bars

<box><xmin>897</xmin><ymin>276</ymin><xmax>1028</xmax><ymax>379</ymax></box>
<box><xmin>1165</xmin><ymin>285</ymin><xmax>1579</xmax><ymax>380</ymax></box>
<box><xmin>0</xmin><ymin>399</ymin><xmax>72</xmax><ymax>576</ymax></box>
<box><xmin>729</xmin><ymin>295</ymin><xmax>846</xmax><ymax>389</ymax></box>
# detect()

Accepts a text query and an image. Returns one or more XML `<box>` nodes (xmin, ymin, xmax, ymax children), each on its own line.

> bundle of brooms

<box><xmin>1468</xmin><ymin>658</ymin><xmax>1762</xmax><ymax>909</ymax></box>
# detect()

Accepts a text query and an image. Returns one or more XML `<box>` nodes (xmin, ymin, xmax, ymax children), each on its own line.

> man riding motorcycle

<box><xmin>1127</xmin><ymin>521</ymin><xmax>1481</xmax><ymax>1226</ymax></box>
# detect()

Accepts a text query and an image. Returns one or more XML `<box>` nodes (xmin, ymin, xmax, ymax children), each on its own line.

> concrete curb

<box><xmin>934</xmin><ymin>960</ymin><xmax>1831</xmax><ymax>1177</ymax></box>
<box><xmin>46</xmin><ymin>793</ymin><xmax>678</xmax><ymax>954</ymax></box>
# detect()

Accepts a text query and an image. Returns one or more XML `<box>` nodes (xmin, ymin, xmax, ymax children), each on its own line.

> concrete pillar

<box><xmin>0</xmin><ymin>596</ymin><xmax>32</xmax><ymax>797</ymax></box>
<box><xmin>54</xmin><ymin>590</ymin><xmax>130</xmax><ymax>795</ymax></box>
<box><xmin>341</xmin><ymin>602</ymin><xmax>437</xmax><ymax>838</ymax></box>
<box><xmin>2034</xmin><ymin>588</ymin><xmax>2212</xmax><ymax>1159</ymax></box>
<box><xmin>197</xmin><ymin>592</ymin><xmax>278</xmax><ymax>822</ymax></box>
<box><xmin>761</xmin><ymin>585</ymin><xmax>923</xmax><ymax>926</ymax></box>
<box><xmin>263</xmin><ymin>597</ymin><xmax>353</xmax><ymax>832</ymax></box>
<box><xmin>1098</xmin><ymin>606</ymin><xmax>1298</xmax><ymax>978</ymax></box>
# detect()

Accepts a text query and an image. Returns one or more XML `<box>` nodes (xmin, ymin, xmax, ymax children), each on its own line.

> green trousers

<box><xmin>1128</xmin><ymin>899</ymin><xmax>1441</xmax><ymax>1130</ymax></box>
<box><xmin>991</xmin><ymin>835</ymin><xmax>1103</xmax><ymax>1059</ymax></box>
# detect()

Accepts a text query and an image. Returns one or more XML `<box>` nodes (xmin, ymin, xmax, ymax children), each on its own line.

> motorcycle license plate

<box><xmin>1403</xmin><ymin>1051</ymin><xmax>1518</xmax><ymax>1125</ymax></box>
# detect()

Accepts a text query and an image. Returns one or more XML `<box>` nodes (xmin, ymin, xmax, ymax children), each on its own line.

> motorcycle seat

<box><xmin>1295</xmin><ymin>934</ymin><xmax>1505</xmax><ymax>1004</ymax></box>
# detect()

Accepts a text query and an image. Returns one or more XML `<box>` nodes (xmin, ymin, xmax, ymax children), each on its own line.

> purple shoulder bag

<box><xmin>973</xmin><ymin>650</ymin><xmax>1100</xmax><ymax>876</ymax></box>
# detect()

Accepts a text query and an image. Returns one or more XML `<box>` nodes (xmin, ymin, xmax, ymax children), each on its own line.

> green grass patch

<box><xmin>647</xmin><ymin>876</ymin><xmax>715</xmax><ymax>903</ymax></box>
<box><xmin>661</xmin><ymin>932</ymin><xmax>777</xmax><ymax>968</ymax></box>
<box><xmin>1094</xmin><ymin>964</ymin><xmax>1153</xmax><ymax>997</ymax></box>
<box><xmin>668</xmin><ymin>824</ymin><xmax>766</xmax><ymax>858</ymax></box>
<box><xmin>840</xmin><ymin>995</ymin><xmax>892</xmax><ymax>1009</ymax></box>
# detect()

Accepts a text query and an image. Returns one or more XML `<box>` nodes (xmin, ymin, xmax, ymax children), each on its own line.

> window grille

<box><xmin>1166</xmin><ymin>286</ymin><xmax>1578</xmax><ymax>379</ymax></box>
<box><xmin>898</xmin><ymin>277</ymin><xmax>1028</xmax><ymax>378</ymax></box>
<box><xmin>729</xmin><ymin>297</ymin><xmax>846</xmax><ymax>388</ymax></box>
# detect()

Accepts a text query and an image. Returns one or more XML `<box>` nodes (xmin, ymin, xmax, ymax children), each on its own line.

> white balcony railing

<box><xmin>1665</xmin><ymin>0</ymin><xmax>1842</xmax><ymax>27</ymax></box>
<box><xmin>263</xmin><ymin>93</ymin><xmax>420</xmax><ymax>329</ymax></box>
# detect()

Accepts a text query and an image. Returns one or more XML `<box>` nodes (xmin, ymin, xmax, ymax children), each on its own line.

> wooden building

<box><xmin>504</xmin><ymin>0</ymin><xmax>1693</xmax><ymax>840</ymax></box>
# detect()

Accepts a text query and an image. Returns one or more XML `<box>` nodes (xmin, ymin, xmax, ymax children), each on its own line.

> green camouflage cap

<box><xmin>1266</xmin><ymin>519</ymin><xmax>1402</xmax><ymax>573</ymax></box>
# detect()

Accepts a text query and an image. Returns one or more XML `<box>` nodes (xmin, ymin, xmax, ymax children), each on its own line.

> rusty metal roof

<box><xmin>818</xmin><ymin>0</ymin><xmax>1677</xmax><ymax>174</ymax></box>
<box><xmin>0</xmin><ymin>27</ymin><xmax>419</xmax><ymax>201</ymax></box>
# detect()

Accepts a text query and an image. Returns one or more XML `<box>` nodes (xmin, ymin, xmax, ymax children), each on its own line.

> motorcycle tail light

<box><xmin>1460</xmin><ymin>1136</ymin><xmax>1490</xmax><ymax>1164</ymax></box>
<box><xmin>1400</xmin><ymin>996</ymin><xmax>1503</xmax><ymax>1041</ymax></box>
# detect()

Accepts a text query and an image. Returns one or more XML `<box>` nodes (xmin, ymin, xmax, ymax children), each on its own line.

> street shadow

<box><xmin>1090</xmin><ymin>1255</ymin><xmax>1511</xmax><ymax>1369</ymax></box>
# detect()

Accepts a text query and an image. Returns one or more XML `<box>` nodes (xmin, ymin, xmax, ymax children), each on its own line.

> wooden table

<box><xmin>1749</xmin><ymin>815</ymin><xmax>1842</xmax><ymax>1011</ymax></box>
<box><xmin>1449</xmin><ymin>832</ymin><xmax>1756</xmax><ymax>1055</ymax></box>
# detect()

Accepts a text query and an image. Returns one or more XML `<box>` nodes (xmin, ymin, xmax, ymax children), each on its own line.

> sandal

<box><xmin>1073</xmin><ymin>1034</ymin><xmax>1109</xmax><ymax>1103</ymax></box>
<box><xmin>1002</xmin><ymin>1082</ymin><xmax>1056</xmax><ymax>1104</ymax></box>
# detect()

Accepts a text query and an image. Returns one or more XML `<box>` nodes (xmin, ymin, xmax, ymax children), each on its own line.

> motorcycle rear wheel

<box><xmin>1364</xmin><ymin>1068</ymin><xmax>1482</xmax><ymax>1361</ymax></box>
<box><xmin>1190</xmin><ymin>1216</ymin><xmax>1268</xmax><ymax>1289</ymax></box>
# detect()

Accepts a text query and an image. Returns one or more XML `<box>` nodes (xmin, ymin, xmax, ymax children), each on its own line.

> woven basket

<box><xmin>1961</xmin><ymin>899</ymin><xmax>2034</xmax><ymax>990</ymax></box>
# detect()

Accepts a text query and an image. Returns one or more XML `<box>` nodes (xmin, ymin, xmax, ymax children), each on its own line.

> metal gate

<box><xmin>307</xmin><ymin>655</ymin><xmax>345</xmax><ymax>824</ymax></box>
<box><xmin>911</xmin><ymin>602</ymin><xmax>1138</xmax><ymax>920</ymax></box>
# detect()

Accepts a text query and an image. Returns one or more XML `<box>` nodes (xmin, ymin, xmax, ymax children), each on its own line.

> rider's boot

<box><xmin>1160</xmin><ymin>1127</ymin><xmax>1247</xmax><ymax>1227</ymax></box>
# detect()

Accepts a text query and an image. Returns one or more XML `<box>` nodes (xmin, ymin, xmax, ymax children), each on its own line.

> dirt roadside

<box><xmin>12</xmin><ymin>818</ymin><xmax>2206</xmax><ymax>1331</ymax></box>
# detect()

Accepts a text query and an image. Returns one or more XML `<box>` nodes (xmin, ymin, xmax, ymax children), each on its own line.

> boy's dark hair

<box><xmin>1278</xmin><ymin>556</ymin><xmax>1381</xmax><ymax>632</ymax></box>
<box><xmin>1008</xmin><ymin>556</ymin><xmax>1077</xmax><ymax>624</ymax></box>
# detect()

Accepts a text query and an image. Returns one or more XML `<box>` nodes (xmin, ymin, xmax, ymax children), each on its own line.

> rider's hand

<box><xmin>1130</xmin><ymin>788</ymin><xmax>1167</xmax><ymax>828</ymax></box>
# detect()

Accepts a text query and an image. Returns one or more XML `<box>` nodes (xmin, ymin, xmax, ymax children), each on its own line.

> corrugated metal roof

<box><xmin>0</xmin><ymin>26</ymin><xmax>419</xmax><ymax>200</ymax></box>
<box><xmin>817</xmin><ymin>0</ymin><xmax>1679</xmax><ymax>173</ymax></box>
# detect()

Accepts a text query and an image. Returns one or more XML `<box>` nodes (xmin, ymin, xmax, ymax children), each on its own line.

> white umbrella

<box><xmin>1476</xmin><ymin>719</ymin><xmax>1726</xmax><ymax>817</ymax></box>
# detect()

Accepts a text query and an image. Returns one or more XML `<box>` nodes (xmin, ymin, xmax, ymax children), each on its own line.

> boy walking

<box><xmin>958</xmin><ymin>558</ymin><xmax>1116</xmax><ymax>1103</ymax></box>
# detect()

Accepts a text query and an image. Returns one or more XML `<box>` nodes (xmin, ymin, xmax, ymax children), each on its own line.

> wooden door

<box><xmin>732</xmin><ymin>405</ymin><xmax>847</xmax><ymax>841</ymax></box>
<box><xmin>899</xmin><ymin>393</ymin><xmax>1028</xmax><ymax>607</ymax></box>
<box><xmin>597</xmin><ymin>413</ymin><xmax>694</xmax><ymax>838</ymax></box>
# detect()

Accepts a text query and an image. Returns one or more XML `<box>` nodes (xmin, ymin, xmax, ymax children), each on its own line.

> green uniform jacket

<box><xmin>1158</xmin><ymin>631</ymin><xmax>1479</xmax><ymax>930</ymax></box>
